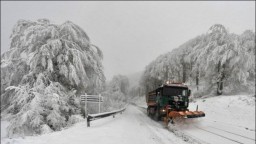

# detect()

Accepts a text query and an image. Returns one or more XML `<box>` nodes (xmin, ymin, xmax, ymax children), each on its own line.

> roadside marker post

<box><xmin>99</xmin><ymin>94</ymin><xmax>101</xmax><ymax>113</ymax></box>
<box><xmin>81</xmin><ymin>93</ymin><xmax>104</xmax><ymax>118</ymax></box>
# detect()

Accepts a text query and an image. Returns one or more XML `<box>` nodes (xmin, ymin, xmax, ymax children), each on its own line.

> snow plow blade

<box><xmin>168</xmin><ymin>110</ymin><xmax>205</xmax><ymax>119</ymax></box>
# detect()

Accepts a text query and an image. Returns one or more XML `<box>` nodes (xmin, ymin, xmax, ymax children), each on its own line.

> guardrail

<box><xmin>87</xmin><ymin>107</ymin><xmax>126</xmax><ymax>127</ymax></box>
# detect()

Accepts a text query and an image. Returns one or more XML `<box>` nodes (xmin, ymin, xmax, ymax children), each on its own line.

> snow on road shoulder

<box><xmin>172</xmin><ymin>94</ymin><xmax>256</xmax><ymax>144</ymax></box>
<box><xmin>1</xmin><ymin>121</ymin><xmax>10</xmax><ymax>139</ymax></box>
<box><xmin>2</xmin><ymin>95</ymin><xmax>254</xmax><ymax>144</ymax></box>
<box><xmin>1</xmin><ymin>105</ymin><xmax>187</xmax><ymax>144</ymax></box>
<box><xmin>130</xmin><ymin>96</ymin><xmax>147</xmax><ymax>108</ymax></box>
<box><xmin>189</xmin><ymin>94</ymin><xmax>255</xmax><ymax>130</ymax></box>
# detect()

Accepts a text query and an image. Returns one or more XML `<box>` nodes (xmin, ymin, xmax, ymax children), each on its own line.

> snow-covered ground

<box><xmin>132</xmin><ymin>94</ymin><xmax>256</xmax><ymax>144</ymax></box>
<box><xmin>189</xmin><ymin>95</ymin><xmax>255</xmax><ymax>131</ymax></box>
<box><xmin>1</xmin><ymin>95</ymin><xmax>255</xmax><ymax>144</ymax></box>
<box><xmin>174</xmin><ymin>95</ymin><xmax>255</xmax><ymax>144</ymax></box>
<box><xmin>1</xmin><ymin>105</ymin><xmax>187</xmax><ymax>144</ymax></box>
<box><xmin>1</xmin><ymin>121</ymin><xmax>10</xmax><ymax>139</ymax></box>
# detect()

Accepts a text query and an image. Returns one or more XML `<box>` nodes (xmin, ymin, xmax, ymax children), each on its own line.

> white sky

<box><xmin>1</xmin><ymin>1</ymin><xmax>255</xmax><ymax>80</ymax></box>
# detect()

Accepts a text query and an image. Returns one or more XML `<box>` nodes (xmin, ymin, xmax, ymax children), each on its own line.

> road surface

<box><xmin>1</xmin><ymin>104</ymin><xmax>255</xmax><ymax>144</ymax></box>
<box><xmin>1</xmin><ymin>105</ymin><xmax>186</xmax><ymax>144</ymax></box>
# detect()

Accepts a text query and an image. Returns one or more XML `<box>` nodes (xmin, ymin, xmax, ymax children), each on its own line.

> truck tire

<box><xmin>147</xmin><ymin>108</ymin><xmax>150</xmax><ymax>116</ymax></box>
<box><xmin>154</xmin><ymin>110</ymin><xmax>160</xmax><ymax>121</ymax></box>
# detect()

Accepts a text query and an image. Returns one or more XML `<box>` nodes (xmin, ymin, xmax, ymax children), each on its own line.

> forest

<box><xmin>137</xmin><ymin>24</ymin><xmax>255</xmax><ymax>98</ymax></box>
<box><xmin>1</xmin><ymin>20</ymin><xmax>255</xmax><ymax>137</ymax></box>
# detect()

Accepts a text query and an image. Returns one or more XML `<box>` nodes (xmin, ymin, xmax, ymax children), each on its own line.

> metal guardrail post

<box><xmin>87</xmin><ymin>116</ymin><xmax>90</xmax><ymax>127</ymax></box>
<box><xmin>99</xmin><ymin>94</ymin><xmax>101</xmax><ymax>113</ymax></box>
<box><xmin>85</xmin><ymin>93</ymin><xmax>88</xmax><ymax>118</ymax></box>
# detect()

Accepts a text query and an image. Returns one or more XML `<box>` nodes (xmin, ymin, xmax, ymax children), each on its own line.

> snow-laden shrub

<box><xmin>101</xmin><ymin>75</ymin><xmax>129</xmax><ymax>112</ymax></box>
<box><xmin>1</xmin><ymin>19</ymin><xmax>105</xmax><ymax>136</ymax></box>
<box><xmin>67</xmin><ymin>115</ymin><xmax>84</xmax><ymax>126</ymax></box>
<box><xmin>40</xmin><ymin>124</ymin><xmax>53</xmax><ymax>134</ymax></box>
<box><xmin>102</xmin><ymin>91</ymin><xmax>126</xmax><ymax>111</ymax></box>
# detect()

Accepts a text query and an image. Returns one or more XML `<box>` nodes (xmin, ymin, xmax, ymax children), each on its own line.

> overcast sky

<box><xmin>1</xmin><ymin>1</ymin><xmax>255</xmax><ymax>80</ymax></box>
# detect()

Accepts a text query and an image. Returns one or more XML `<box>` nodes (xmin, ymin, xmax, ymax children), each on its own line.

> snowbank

<box><xmin>1</xmin><ymin>121</ymin><xmax>10</xmax><ymax>138</ymax></box>
<box><xmin>130</xmin><ymin>96</ymin><xmax>147</xmax><ymax>108</ymax></box>
<box><xmin>189</xmin><ymin>95</ymin><xmax>255</xmax><ymax>130</ymax></box>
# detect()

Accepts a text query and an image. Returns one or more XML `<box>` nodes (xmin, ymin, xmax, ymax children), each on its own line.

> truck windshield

<box><xmin>163</xmin><ymin>87</ymin><xmax>188</xmax><ymax>96</ymax></box>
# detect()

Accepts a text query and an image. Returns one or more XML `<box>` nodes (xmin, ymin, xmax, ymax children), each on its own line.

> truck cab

<box><xmin>146</xmin><ymin>83</ymin><xmax>191</xmax><ymax>120</ymax></box>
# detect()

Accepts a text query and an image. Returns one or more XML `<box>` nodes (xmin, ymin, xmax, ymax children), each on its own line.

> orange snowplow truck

<box><xmin>146</xmin><ymin>82</ymin><xmax>205</xmax><ymax>125</ymax></box>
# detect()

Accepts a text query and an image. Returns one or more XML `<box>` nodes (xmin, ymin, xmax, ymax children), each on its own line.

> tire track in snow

<box><xmin>133</xmin><ymin>108</ymin><xmax>166</xmax><ymax>144</ymax></box>
<box><xmin>131</xmin><ymin>105</ymin><xmax>184</xmax><ymax>144</ymax></box>
<box><xmin>207</xmin><ymin>126</ymin><xmax>255</xmax><ymax>141</ymax></box>
<box><xmin>193</xmin><ymin>125</ymin><xmax>244</xmax><ymax>144</ymax></box>
<box><xmin>167</xmin><ymin>126</ymin><xmax>209</xmax><ymax>144</ymax></box>
<box><xmin>133</xmin><ymin>104</ymin><xmax>208</xmax><ymax>144</ymax></box>
<box><xmin>133</xmin><ymin>104</ymin><xmax>254</xmax><ymax>144</ymax></box>
<box><xmin>206</xmin><ymin>120</ymin><xmax>255</xmax><ymax>132</ymax></box>
<box><xmin>200</xmin><ymin>119</ymin><xmax>255</xmax><ymax>143</ymax></box>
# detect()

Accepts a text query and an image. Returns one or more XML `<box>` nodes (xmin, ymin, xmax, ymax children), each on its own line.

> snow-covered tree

<box><xmin>139</xmin><ymin>24</ymin><xmax>255</xmax><ymax>97</ymax></box>
<box><xmin>102</xmin><ymin>75</ymin><xmax>129</xmax><ymax>111</ymax></box>
<box><xmin>1</xmin><ymin>19</ymin><xmax>105</xmax><ymax>136</ymax></box>
<box><xmin>198</xmin><ymin>24</ymin><xmax>230</xmax><ymax>95</ymax></box>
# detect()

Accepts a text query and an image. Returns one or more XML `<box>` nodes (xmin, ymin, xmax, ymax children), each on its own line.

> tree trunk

<box><xmin>196</xmin><ymin>69</ymin><xmax>199</xmax><ymax>91</ymax></box>
<box><xmin>165</xmin><ymin>66</ymin><xmax>169</xmax><ymax>81</ymax></box>
<box><xmin>217</xmin><ymin>62</ymin><xmax>225</xmax><ymax>95</ymax></box>
<box><xmin>182</xmin><ymin>63</ymin><xmax>186</xmax><ymax>83</ymax></box>
<box><xmin>217</xmin><ymin>77</ymin><xmax>224</xmax><ymax>95</ymax></box>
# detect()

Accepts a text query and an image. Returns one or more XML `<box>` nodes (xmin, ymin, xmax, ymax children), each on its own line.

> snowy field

<box><xmin>1</xmin><ymin>95</ymin><xmax>255</xmax><ymax>144</ymax></box>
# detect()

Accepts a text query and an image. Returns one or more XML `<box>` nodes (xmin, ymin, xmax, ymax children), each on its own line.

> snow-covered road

<box><xmin>1</xmin><ymin>105</ymin><xmax>187</xmax><ymax>144</ymax></box>
<box><xmin>2</xmin><ymin>95</ymin><xmax>255</xmax><ymax>144</ymax></box>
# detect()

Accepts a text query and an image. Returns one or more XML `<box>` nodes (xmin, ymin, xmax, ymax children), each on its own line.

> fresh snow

<box><xmin>132</xmin><ymin>94</ymin><xmax>255</xmax><ymax>144</ymax></box>
<box><xmin>1</xmin><ymin>106</ymin><xmax>187</xmax><ymax>144</ymax></box>
<box><xmin>1</xmin><ymin>121</ymin><xmax>10</xmax><ymax>139</ymax></box>
<box><xmin>171</xmin><ymin>95</ymin><xmax>255</xmax><ymax>144</ymax></box>
<box><xmin>189</xmin><ymin>95</ymin><xmax>255</xmax><ymax>130</ymax></box>
<box><xmin>1</xmin><ymin>95</ymin><xmax>255</xmax><ymax>144</ymax></box>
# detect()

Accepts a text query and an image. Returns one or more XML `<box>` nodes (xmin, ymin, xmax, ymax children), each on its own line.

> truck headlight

<box><xmin>173</xmin><ymin>96</ymin><xmax>179</xmax><ymax>102</ymax></box>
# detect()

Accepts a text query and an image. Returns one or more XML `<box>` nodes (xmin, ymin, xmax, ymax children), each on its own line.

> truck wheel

<box><xmin>154</xmin><ymin>111</ymin><xmax>160</xmax><ymax>121</ymax></box>
<box><xmin>147</xmin><ymin>108</ymin><xmax>150</xmax><ymax>116</ymax></box>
